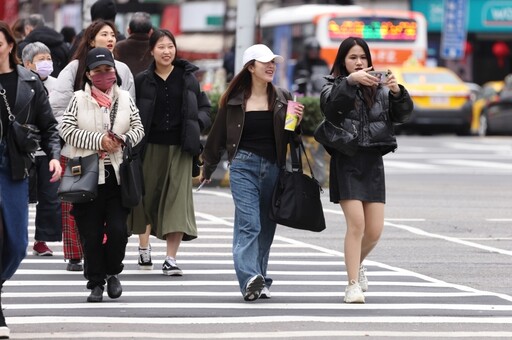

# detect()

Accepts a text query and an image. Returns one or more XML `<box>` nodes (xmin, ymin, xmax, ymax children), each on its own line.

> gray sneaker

<box><xmin>243</xmin><ymin>275</ymin><xmax>264</xmax><ymax>301</ymax></box>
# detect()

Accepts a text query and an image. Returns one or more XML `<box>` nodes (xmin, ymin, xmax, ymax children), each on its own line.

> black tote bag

<box><xmin>269</xmin><ymin>136</ymin><xmax>326</xmax><ymax>232</ymax></box>
<box><xmin>119</xmin><ymin>137</ymin><xmax>144</xmax><ymax>208</ymax></box>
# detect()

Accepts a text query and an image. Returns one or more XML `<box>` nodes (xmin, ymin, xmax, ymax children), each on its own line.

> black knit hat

<box><xmin>90</xmin><ymin>0</ymin><xmax>117</xmax><ymax>21</ymax></box>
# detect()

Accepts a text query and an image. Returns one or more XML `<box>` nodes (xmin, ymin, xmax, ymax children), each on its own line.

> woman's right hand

<box><xmin>101</xmin><ymin>134</ymin><xmax>123</xmax><ymax>153</ymax></box>
<box><xmin>349</xmin><ymin>67</ymin><xmax>380</xmax><ymax>87</ymax></box>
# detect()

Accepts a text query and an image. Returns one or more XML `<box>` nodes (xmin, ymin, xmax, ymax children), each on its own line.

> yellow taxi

<box><xmin>388</xmin><ymin>66</ymin><xmax>473</xmax><ymax>135</ymax></box>
<box><xmin>470</xmin><ymin>81</ymin><xmax>504</xmax><ymax>135</ymax></box>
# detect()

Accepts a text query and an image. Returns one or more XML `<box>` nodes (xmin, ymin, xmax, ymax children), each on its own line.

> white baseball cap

<box><xmin>242</xmin><ymin>44</ymin><xmax>284</xmax><ymax>66</ymax></box>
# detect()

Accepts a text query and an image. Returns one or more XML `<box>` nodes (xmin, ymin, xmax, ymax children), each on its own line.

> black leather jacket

<box><xmin>320</xmin><ymin>76</ymin><xmax>413</xmax><ymax>155</ymax></box>
<box><xmin>5</xmin><ymin>66</ymin><xmax>60</xmax><ymax>180</ymax></box>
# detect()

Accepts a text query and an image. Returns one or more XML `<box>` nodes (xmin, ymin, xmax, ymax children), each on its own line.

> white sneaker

<box><xmin>358</xmin><ymin>265</ymin><xmax>368</xmax><ymax>292</ymax></box>
<box><xmin>344</xmin><ymin>280</ymin><xmax>365</xmax><ymax>303</ymax></box>
<box><xmin>260</xmin><ymin>286</ymin><xmax>271</xmax><ymax>299</ymax></box>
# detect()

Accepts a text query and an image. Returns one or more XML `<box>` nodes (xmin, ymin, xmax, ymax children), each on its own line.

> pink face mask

<box><xmin>90</xmin><ymin>72</ymin><xmax>116</xmax><ymax>91</ymax></box>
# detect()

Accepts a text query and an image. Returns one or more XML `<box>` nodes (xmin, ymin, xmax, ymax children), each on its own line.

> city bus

<box><xmin>259</xmin><ymin>4</ymin><xmax>427</xmax><ymax>89</ymax></box>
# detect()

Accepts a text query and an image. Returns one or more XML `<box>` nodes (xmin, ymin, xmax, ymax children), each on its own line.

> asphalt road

<box><xmin>4</xmin><ymin>135</ymin><xmax>512</xmax><ymax>339</ymax></box>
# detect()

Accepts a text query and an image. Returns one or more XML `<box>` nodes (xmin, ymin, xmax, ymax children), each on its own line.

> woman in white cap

<box><xmin>201</xmin><ymin>44</ymin><xmax>304</xmax><ymax>301</ymax></box>
<box><xmin>60</xmin><ymin>47</ymin><xmax>144</xmax><ymax>303</ymax></box>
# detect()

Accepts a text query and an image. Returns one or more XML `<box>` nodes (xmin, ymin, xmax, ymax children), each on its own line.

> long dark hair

<box><xmin>72</xmin><ymin>20</ymin><xmax>118</xmax><ymax>91</ymax></box>
<box><xmin>331</xmin><ymin>37</ymin><xmax>376</xmax><ymax>108</ymax></box>
<box><xmin>0</xmin><ymin>21</ymin><xmax>21</xmax><ymax>68</ymax></box>
<box><xmin>219</xmin><ymin>60</ymin><xmax>276</xmax><ymax>109</ymax></box>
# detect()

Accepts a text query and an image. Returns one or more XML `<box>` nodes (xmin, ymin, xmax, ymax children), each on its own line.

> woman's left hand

<box><xmin>294</xmin><ymin>102</ymin><xmax>305</xmax><ymax>124</ymax></box>
<box><xmin>49</xmin><ymin>159</ymin><xmax>62</xmax><ymax>183</ymax></box>
<box><xmin>383</xmin><ymin>71</ymin><xmax>401</xmax><ymax>96</ymax></box>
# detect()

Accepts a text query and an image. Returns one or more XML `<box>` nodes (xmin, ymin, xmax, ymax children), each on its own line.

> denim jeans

<box><xmin>0</xmin><ymin>140</ymin><xmax>29</xmax><ymax>280</ymax></box>
<box><xmin>229</xmin><ymin>149</ymin><xmax>280</xmax><ymax>293</ymax></box>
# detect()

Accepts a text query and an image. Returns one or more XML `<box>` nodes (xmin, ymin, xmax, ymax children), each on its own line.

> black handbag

<box><xmin>313</xmin><ymin>118</ymin><xmax>358</xmax><ymax>156</ymax></box>
<box><xmin>10</xmin><ymin>121</ymin><xmax>41</xmax><ymax>153</ymax></box>
<box><xmin>269</xmin><ymin>136</ymin><xmax>326</xmax><ymax>232</ymax></box>
<box><xmin>0</xmin><ymin>85</ymin><xmax>41</xmax><ymax>154</ymax></box>
<box><xmin>119</xmin><ymin>137</ymin><xmax>144</xmax><ymax>208</ymax></box>
<box><xmin>58</xmin><ymin>153</ymin><xmax>99</xmax><ymax>203</ymax></box>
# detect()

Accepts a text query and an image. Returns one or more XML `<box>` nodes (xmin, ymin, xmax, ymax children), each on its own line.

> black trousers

<box><xmin>34</xmin><ymin>155</ymin><xmax>62</xmax><ymax>242</ymax></box>
<box><xmin>71</xmin><ymin>165</ymin><xmax>129</xmax><ymax>289</ymax></box>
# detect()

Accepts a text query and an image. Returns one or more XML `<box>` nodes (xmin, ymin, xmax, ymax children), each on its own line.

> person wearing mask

<box><xmin>0</xmin><ymin>21</ymin><xmax>62</xmax><ymax>338</ymax></box>
<box><xmin>293</xmin><ymin>37</ymin><xmax>329</xmax><ymax>96</ymax></box>
<box><xmin>21</xmin><ymin>42</ymin><xmax>61</xmax><ymax>257</ymax></box>
<box><xmin>70</xmin><ymin>0</ymin><xmax>125</xmax><ymax>57</ymax></box>
<box><xmin>60</xmin><ymin>47</ymin><xmax>144</xmax><ymax>302</ymax></box>
<box><xmin>320</xmin><ymin>37</ymin><xmax>413</xmax><ymax>303</ymax></box>
<box><xmin>114</xmin><ymin>12</ymin><xmax>154</xmax><ymax>77</ymax></box>
<box><xmin>50</xmin><ymin>19</ymin><xmax>134</xmax><ymax>272</ymax></box>
<box><xmin>17</xmin><ymin>14</ymin><xmax>70</xmax><ymax>77</ymax></box>
<box><xmin>201</xmin><ymin>44</ymin><xmax>304</xmax><ymax>301</ymax></box>
<box><xmin>131</xmin><ymin>29</ymin><xmax>211</xmax><ymax>275</ymax></box>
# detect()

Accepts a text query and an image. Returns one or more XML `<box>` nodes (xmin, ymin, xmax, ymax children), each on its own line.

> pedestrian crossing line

<box><xmin>5</xmin><ymin>330</ymin><xmax>512</xmax><ymax>340</ymax></box>
<box><xmin>4</xmin><ymin>291</ymin><xmax>495</xmax><ymax>299</ymax></box>
<box><xmin>432</xmin><ymin>159</ymin><xmax>512</xmax><ymax>169</ymax></box>
<box><xmin>5</xmin><ymin>302</ymin><xmax>512</xmax><ymax>311</ymax></box>
<box><xmin>10</xmin><ymin>268</ymin><xmax>424</xmax><ymax>278</ymax></box>
<box><xmin>2</xmin><ymin>289</ymin><xmax>496</xmax><ymax>298</ymax></box>
<box><xmin>4</xmin><ymin>280</ymin><xmax>455</xmax><ymax>287</ymax></box>
<box><xmin>8</xmin><ymin>315</ymin><xmax>512</xmax><ymax>326</ymax></box>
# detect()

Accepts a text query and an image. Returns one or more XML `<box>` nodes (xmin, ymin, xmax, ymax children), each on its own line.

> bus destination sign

<box><xmin>328</xmin><ymin>17</ymin><xmax>418</xmax><ymax>42</ymax></box>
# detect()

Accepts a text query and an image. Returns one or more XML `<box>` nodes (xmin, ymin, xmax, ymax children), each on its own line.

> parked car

<box><xmin>479</xmin><ymin>76</ymin><xmax>512</xmax><ymax>136</ymax></box>
<box><xmin>471</xmin><ymin>81</ymin><xmax>504</xmax><ymax>135</ymax></box>
<box><xmin>389</xmin><ymin>66</ymin><xmax>473</xmax><ymax>135</ymax></box>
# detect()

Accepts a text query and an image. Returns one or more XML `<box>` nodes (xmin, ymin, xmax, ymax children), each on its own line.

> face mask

<box><xmin>90</xmin><ymin>72</ymin><xmax>117</xmax><ymax>91</ymax></box>
<box><xmin>35</xmin><ymin>60</ymin><xmax>54</xmax><ymax>79</ymax></box>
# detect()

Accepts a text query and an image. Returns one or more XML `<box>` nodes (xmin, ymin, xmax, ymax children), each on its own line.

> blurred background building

<box><xmin>1</xmin><ymin>0</ymin><xmax>511</xmax><ymax>85</ymax></box>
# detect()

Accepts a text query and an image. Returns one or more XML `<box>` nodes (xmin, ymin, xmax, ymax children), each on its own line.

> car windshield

<box><xmin>402</xmin><ymin>72</ymin><xmax>461</xmax><ymax>85</ymax></box>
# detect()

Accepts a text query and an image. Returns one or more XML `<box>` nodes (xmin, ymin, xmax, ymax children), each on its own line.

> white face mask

<box><xmin>35</xmin><ymin>60</ymin><xmax>54</xmax><ymax>79</ymax></box>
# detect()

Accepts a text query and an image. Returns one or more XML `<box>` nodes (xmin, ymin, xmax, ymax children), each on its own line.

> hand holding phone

<box><xmin>108</xmin><ymin>130</ymin><xmax>126</xmax><ymax>146</ymax></box>
<box><xmin>368</xmin><ymin>70</ymin><xmax>389</xmax><ymax>84</ymax></box>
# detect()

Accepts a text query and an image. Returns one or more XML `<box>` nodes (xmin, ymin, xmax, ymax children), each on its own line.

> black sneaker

<box><xmin>0</xmin><ymin>307</ymin><xmax>10</xmax><ymax>339</ymax></box>
<box><xmin>162</xmin><ymin>260</ymin><xmax>183</xmax><ymax>276</ymax></box>
<box><xmin>66</xmin><ymin>259</ymin><xmax>83</xmax><ymax>272</ymax></box>
<box><xmin>87</xmin><ymin>286</ymin><xmax>104</xmax><ymax>303</ymax></box>
<box><xmin>244</xmin><ymin>274</ymin><xmax>264</xmax><ymax>301</ymax></box>
<box><xmin>138</xmin><ymin>246</ymin><xmax>153</xmax><ymax>270</ymax></box>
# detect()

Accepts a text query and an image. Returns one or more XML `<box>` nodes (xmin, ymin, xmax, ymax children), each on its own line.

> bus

<box><xmin>259</xmin><ymin>4</ymin><xmax>427</xmax><ymax>89</ymax></box>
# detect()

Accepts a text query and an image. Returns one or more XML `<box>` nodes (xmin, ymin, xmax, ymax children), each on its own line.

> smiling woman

<box><xmin>201</xmin><ymin>44</ymin><xmax>304</xmax><ymax>302</ymax></box>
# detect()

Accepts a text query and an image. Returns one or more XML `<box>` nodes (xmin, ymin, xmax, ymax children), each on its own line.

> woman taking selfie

<box><xmin>320</xmin><ymin>37</ymin><xmax>413</xmax><ymax>303</ymax></box>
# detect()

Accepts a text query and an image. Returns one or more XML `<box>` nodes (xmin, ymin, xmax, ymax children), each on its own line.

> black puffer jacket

<box><xmin>134</xmin><ymin>59</ymin><xmax>211</xmax><ymax>157</ymax></box>
<box><xmin>18</xmin><ymin>26</ymin><xmax>70</xmax><ymax>77</ymax></box>
<box><xmin>5</xmin><ymin>66</ymin><xmax>60</xmax><ymax>180</ymax></box>
<box><xmin>320</xmin><ymin>76</ymin><xmax>413</xmax><ymax>155</ymax></box>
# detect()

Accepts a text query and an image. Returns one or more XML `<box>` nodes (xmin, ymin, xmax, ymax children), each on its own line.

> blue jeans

<box><xmin>0</xmin><ymin>140</ymin><xmax>29</xmax><ymax>280</ymax></box>
<box><xmin>229</xmin><ymin>149</ymin><xmax>280</xmax><ymax>294</ymax></box>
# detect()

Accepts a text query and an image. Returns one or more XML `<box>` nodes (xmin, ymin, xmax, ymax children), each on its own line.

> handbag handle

<box><xmin>287</xmin><ymin>134</ymin><xmax>317</xmax><ymax>180</ymax></box>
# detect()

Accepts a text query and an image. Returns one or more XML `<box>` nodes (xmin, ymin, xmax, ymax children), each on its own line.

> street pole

<box><xmin>234</xmin><ymin>0</ymin><xmax>257</xmax><ymax>74</ymax></box>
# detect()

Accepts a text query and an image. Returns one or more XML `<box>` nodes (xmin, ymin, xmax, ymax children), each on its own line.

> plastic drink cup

<box><xmin>285</xmin><ymin>98</ymin><xmax>299</xmax><ymax>131</ymax></box>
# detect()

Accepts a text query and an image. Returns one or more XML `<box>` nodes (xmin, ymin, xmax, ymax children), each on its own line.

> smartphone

<box><xmin>368</xmin><ymin>70</ymin><xmax>389</xmax><ymax>83</ymax></box>
<box><xmin>196</xmin><ymin>180</ymin><xmax>206</xmax><ymax>192</ymax></box>
<box><xmin>108</xmin><ymin>130</ymin><xmax>126</xmax><ymax>146</ymax></box>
